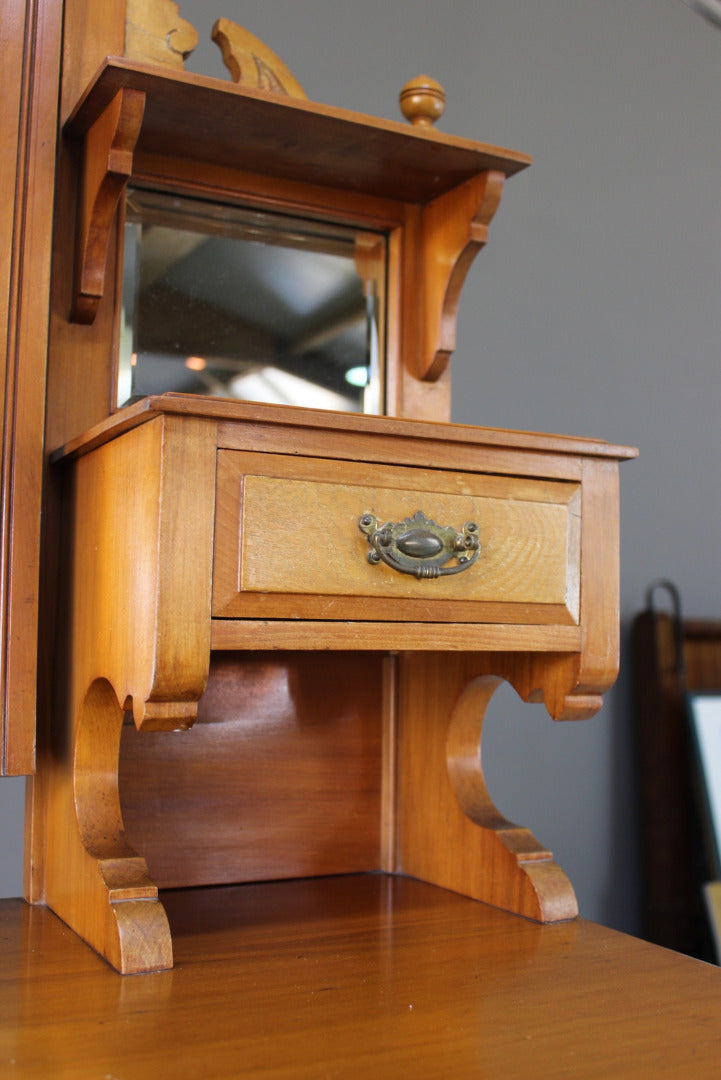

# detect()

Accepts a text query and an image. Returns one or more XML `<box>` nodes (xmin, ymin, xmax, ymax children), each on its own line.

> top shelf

<box><xmin>64</xmin><ymin>57</ymin><xmax>531</xmax><ymax>204</ymax></box>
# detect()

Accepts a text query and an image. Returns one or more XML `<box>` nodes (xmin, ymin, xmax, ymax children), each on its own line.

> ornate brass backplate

<box><xmin>359</xmin><ymin>510</ymin><xmax>480</xmax><ymax>579</ymax></box>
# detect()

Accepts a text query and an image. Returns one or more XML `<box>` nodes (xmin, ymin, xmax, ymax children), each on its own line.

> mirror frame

<box><xmin>118</xmin><ymin>184</ymin><xmax>388</xmax><ymax>415</ymax></box>
<box><xmin>115</xmin><ymin>155</ymin><xmax>405</xmax><ymax>418</ymax></box>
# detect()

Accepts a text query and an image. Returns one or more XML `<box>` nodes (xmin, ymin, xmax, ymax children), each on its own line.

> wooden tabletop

<box><xmin>2</xmin><ymin>874</ymin><xmax>720</xmax><ymax>1078</ymax></box>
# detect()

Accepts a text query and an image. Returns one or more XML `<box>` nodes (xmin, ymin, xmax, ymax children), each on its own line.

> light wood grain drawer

<box><xmin>212</xmin><ymin>450</ymin><xmax>581</xmax><ymax>625</ymax></box>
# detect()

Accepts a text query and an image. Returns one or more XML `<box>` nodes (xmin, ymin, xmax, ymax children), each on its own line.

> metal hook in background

<box><xmin>645</xmin><ymin>579</ymin><xmax>686</xmax><ymax>681</ymax></box>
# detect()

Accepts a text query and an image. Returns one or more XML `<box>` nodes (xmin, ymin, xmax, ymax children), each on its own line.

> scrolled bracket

<box><xmin>417</xmin><ymin>168</ymin><xmax>506</xmax><ymax>382</ymax></box>
<box><xmin>70</xmin><ymin>87</ymin><xmax>145</xmax><ymax>324</ymax></box>
<box><xmin>359</xmin><ymin>509</ymin><xmax>480</xmax><ymax>579</ymax></box>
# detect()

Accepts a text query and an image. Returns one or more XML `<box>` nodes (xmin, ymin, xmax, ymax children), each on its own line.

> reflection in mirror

<box><xmin>118</xmin><ymin>188</ymin><xmax>386</xmax><ymax>413</ymax></box>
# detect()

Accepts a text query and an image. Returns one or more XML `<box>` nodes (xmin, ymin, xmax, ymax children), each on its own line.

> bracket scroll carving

<box><xmin>445</xmin><ymin>675</ymin><xmax>577</xmax><ymax>922</ymax></box>
<box><xmin>212</xmin><ymin>18</ymin><xmax>307</xmax><ymax>99</ymax></box>
<box><xmin>125</xmin><ymin>0</ymin><xmax>199</xmax><ymax>69</ymax></box>
<box><xmin>416</xmin><ymin>168</ymin><xmax>505</xmax><ymax>382</ymax></box>
<box><xmin>71</xmin><ymin>87</ymin><xmax>145</xmax><ymax>324</ymax></box>
<box><xmin>443</xmin><ymin>672</ymin><xmax>579</xmax><ymax>922</ymax></box>
<box><xmin>397</xmin><ymin>654</ymin><xmax>582</xmax><ymax>923</ymax></box>
<box><xmin>68</xmin><ymin>678</ymin><xmax>174</xmax><ymax>973</ymax></box>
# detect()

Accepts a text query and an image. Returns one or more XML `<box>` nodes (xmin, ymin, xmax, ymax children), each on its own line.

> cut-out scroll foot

<box><xmin>43</xmin><ymin>680</ymin><xmax>174</xmax><ymax>973</ymax></box>
<box><xmin>64</xmin><ymin>856</ymin><xmax>173</xmax><ymax>974</ymax></box>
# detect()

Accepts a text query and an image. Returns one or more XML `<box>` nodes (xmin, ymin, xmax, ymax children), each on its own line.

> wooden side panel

<box><xmin>0</xmin><ymin>0</ymin><xmax>63</xmax><ymax>773</ymax></box>
<box><xmin>66</xmin><ymin>414</ymin><xmax>217</xmax><ymax>727</ymax></box>
<box><xmin>395</xmin><ymin>653</ymin><xmax>578</xmax><ymax>923</ymax></box>
<box><xmin>119</xmin><ymin>652</ymin><xmax>384</xmax><ymax>887</ymax></box>
<box><xmin>27</xmin><ymin>414</ymin><xmax>218</xmax><ymax>971</ymax></box>
<box><xmin>490</xmin><ymin>457</ymin><xmax>623</xmax><ymax>722</ymax></box>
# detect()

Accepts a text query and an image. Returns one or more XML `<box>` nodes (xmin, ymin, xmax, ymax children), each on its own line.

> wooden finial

<box><xmin>399</xmin><ymin>75</ymin><xmax>446</xmax><ymax>127</ymax></box>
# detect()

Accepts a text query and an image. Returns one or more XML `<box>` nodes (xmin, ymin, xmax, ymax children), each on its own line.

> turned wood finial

<box><xmin>399</xmin><ymin>75</ymin><xmax>446</xmax><ymax>127</ymax></box>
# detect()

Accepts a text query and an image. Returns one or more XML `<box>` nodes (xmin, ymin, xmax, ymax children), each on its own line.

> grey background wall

<box><xmin>2</xmin><ymin>0</ymin><xmax>720</xmax><ymax>938</ymax></box>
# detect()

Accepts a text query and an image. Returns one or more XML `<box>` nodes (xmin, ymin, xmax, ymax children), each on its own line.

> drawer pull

<box><xmin>359</xmin><ymin>510</ymin><xmax>480</xmax><ymax>579</ymax></box>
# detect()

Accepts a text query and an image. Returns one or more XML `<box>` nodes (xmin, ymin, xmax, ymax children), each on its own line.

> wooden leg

<box><xmin>396</xmin><ymin>654</ymin><xmax>578</xmax><ymax>922</ymax></box>
<box><xmin>44</xmin><ymin>679</ymin><xmax>172</xmax><ymax>973</ymax></box>
<box><xmin>30</xmin><ymin>414</ymin><xmax>217</xmax><ymax>971</ymax></box>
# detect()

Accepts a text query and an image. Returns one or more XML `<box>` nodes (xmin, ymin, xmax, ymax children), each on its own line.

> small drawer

<box><xmin>212</xmin><ymin>450</ymin><xmax>581</xmax><ymax>625</ymax></box>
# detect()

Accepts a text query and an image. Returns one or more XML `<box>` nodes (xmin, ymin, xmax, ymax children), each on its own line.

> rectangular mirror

<box><xmin>118</xmin><ymin>188</ymin><xmax>386</xmax><ymax>414</ymax></box>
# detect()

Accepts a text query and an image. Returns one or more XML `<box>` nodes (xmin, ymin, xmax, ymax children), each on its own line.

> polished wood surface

<box><xmin>29</xmin><ymin>396</ymin><xmax>634</xmax><ymax>971</ymax></box>
<box><xmin>0</xmin><ymin>0</ymin><xmax>63</xmax><ymax>774</ymax></box>
<box><xmin>213</xmin><ymin>449</ymin><xmax>580</xmax><ymax>622</ymax></box>
<box><xmin>33</xmin><ymin>415</ymin><xmax>218</xmax><ymax>972</ymax></box>
<box><xmin>417</xmin><ymin>168</ymin><xmax>505</xmax><ymax>381</ymax></box>
<box><xmin>56</xmin><ymin>392</ymin><xmax>637</xmax><ymax>464</ymax></box>
<box><xmin>22</xmin><ymin>1</ymin><xmax>639</xmax><ymax>981</ymax></box>
<box><xmin>71</xmin><ymin>85</ymin><xmax>145</xmax><ymax>322</ymax></box>
<box><xmin>209</xmin><ymin>619</ymin><xmax>581</xmax><ymax>653</ymax></box>
<box><xmin>397</xmin><ymin>655</ymin><xmax>578</xmax><ymax>922</ymax></box>
<box><xmin>399</xmin><ymin>74</ymin><xmax>446</xmax><ymax>127</ymax></box>
<box><xmin>3</xmin><ymin>876</ymin><xmax>721</xmax><ymax>1078</ymax></box>
<box><xmin>120</xmin><ymin>652</ymin><xmax>385</xmax><ymax>888</ymax></box>
<box><xmin>64</xmin><ymin>58</ymin><xmax>531</xmax><ymax>201</ymax></box>
<box><xmin>59</xmin><ymin>52</ymin><xmax>531</xmax><ymax>416</ymax></box>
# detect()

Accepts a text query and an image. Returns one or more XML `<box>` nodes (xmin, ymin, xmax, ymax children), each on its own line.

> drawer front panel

<box><xmin>213</xmin><ymin>451</ymin><xmax>580</xmax><ymax>624</ymax></box>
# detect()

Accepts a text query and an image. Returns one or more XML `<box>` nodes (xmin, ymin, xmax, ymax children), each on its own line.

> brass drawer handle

<box><xmin>359</xmin><ymin>510</ymin><xmax>480</xmax><ymax>579</ymax></box>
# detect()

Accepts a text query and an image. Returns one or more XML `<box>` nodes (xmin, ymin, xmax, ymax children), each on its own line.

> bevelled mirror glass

<box><xmin>118</xmin><ymin>188</ymin><xmax>386</xmax><ymax>413</ymax></box>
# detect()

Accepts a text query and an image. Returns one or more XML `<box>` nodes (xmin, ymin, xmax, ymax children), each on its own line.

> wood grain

<box><xmin>0</xmin><ymin>0</ymin><xmax>63</xmax><ymax>774</ymax></box>
<box><xmin>417</xmin><ymin>169</ymin><xmax>505</xmax><ymax>381</ymax></box>
<box><xmin>212</xmin><ymin>17</ymin><xmax>307</xmax><ymax>98</ymax></box>
<box><xmin>209</xmin><ymin>620</ymin><xmax>581</xmax><ymax>652</ymax></box>
<box><xmin>125</xmin><ymin>0</ymin><xmax>198</xmax><ymax>69</ymax></box>
<box><xmin>396</xmin><ymin>654</ymin><xmax>578</xmax><ymax>921</ymax></box>
<box><xmin>36</xmin><ymin>414</ymin><xmax>217</xmax><ymax>971</ymax></box>
<box><xmin>56</xmin><ymin>394</ymin><xmax>637</xmax><ymax>465</ymax></box>
<box><xmin>64</xmin><ymin>58</ymin><xmax>532</xmax><ymax>203</ymax></box>
<box><xmin>213</xmin><ymin>449</ymin><xmax>580</xmax><ymax>621</ymax></box>
<box><xmin>59</xmin><ymin>0</ymin><xmax>126</xmax><ymax>124</ymax></box>
<box><xmin>33</xmin><ymin>395</ymin><xmax>630</xmax><ymax>967</ymax></box>
<box><xmin>23</xmin><ymin>0</ymin><xmax>637</xmax><ymax>979</ymax></box>
<box><xmin>119</xmin><ymin>652</ymin><xmax>384</xmax><ymax>888</ymax></box>
<box><xmin>71</xmin><ymin>86</ymin><xmax>145</xmax><ymax>323</ymax></box>
<box><xmin>4</xmin><ymin>877</ymin><xmax>721</xmax><ymax>1078</ymax></box>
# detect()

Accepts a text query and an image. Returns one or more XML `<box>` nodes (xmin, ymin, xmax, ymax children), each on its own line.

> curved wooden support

<box><xmin>212</xmin><ymin>18</ymin><xmax>307</xmax><ymax>99</ymax></box>
<box><xmin>397</xmin><ymin>654</ymin><xmax>579</xmax><ymax>922</ymax></box>
<box><xmin>46</xmin><ymin>679</ymin><xmax>172</xmax><ymax>973</ymax></box>
<box><xmin>446</xmin><ymin>676</ymin><xmax>577</xmax><ymax>921</ymax></box>
<box><xmin>416</xmin><ymin>169</ymin><xmax>505</xmax><ymax>382</ymax></box>
<box><xmin>71</xmin><ymin>87</ymin><xmax>145</xmax><ymax>324</ymax></box>
<box><xmin>125</xmin><ymin>0</ymin><xmax>199</xmax><ymax>69</ymax></box>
